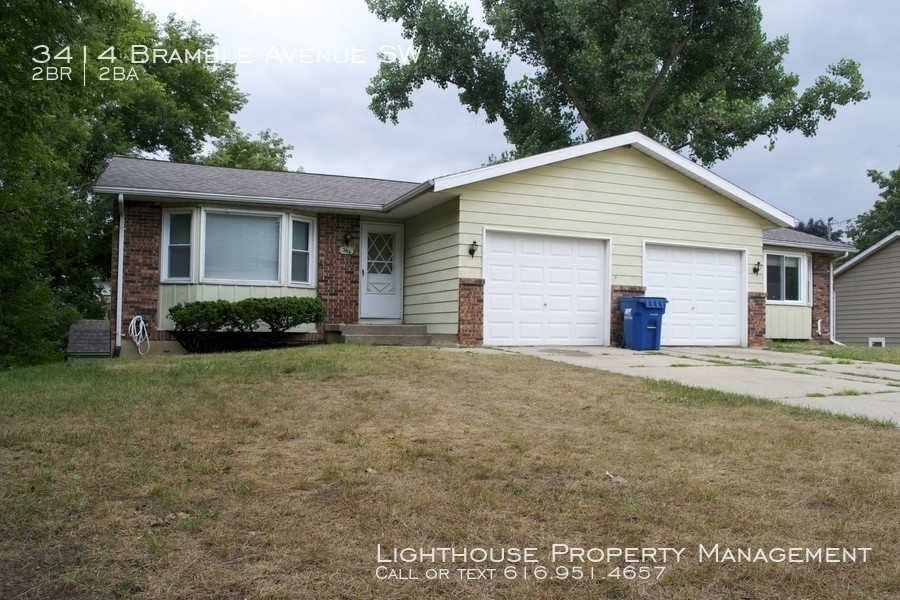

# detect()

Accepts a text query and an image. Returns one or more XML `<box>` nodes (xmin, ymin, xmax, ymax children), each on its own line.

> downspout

<box><xmin>830</xmin><ymin>254</ymin><xmax>848</xmax><ymax>346</ymax></box>
<box><xmin>115</xmin><ymin>193</ymin><xmax>125</xmax><ymax>354</ymax></box>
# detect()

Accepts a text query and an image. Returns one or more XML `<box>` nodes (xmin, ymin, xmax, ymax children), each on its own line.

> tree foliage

<box><xmin>201</xmin><ymin>129</ymin><xmax>296</xmax><ymax>171</ymax></box>
<box><xmin>846</xmin><ymin>167</ymin><xmax>900</xmax><ymax>253</ymax></box>
<box><xmin>792</xmin><ymin>218</ymin><xmax>843</xmax><ymax>242</ymax></box>
<box><xmin>366</xmin><ymin>0</ymin><xmax>869</xmax><ymax>164</ymax></box>
<box><xmin>0</xmin><ymin>0</ymin><xmax>248</xmax><ymax>367</ymax></box>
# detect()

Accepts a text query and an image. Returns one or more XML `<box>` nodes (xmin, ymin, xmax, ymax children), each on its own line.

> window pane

<box><xmin>784</xmin><ymin>256</ymin><xmax>800</xmax><ymax>301</ymax></box>
<box><xmin>168</xmin><ymin>246</ymin><xmax>190</xmax><ymax>279</ymax></box>
<box><xmin>766</xmin><ymin>255</ymin><xmax>782</xmax><ymax>301</ymax></box>
<box><xmin>291</xmin><ymin>250</ymin><xmax>309</xmax><ymax>283</ymax></box>
<box><xmin>205</xmin><ymin>213</ymin><xmax>279</xmax><ymax>281</ymax></box>
<box><xmin>169</xmin><ymin>213</ymin><xmax>191</xmax><ymax>245</ymax></box>
<box><xmin>292</xmin><ymin>220</ymin><xmax>309</xmax><ymax>251</ymax></box>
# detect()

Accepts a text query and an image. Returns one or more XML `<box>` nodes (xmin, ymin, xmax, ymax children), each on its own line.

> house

<box><xmin>94</xmin><ymin>131</ymin><xmax>849</xmax><ymax>355</ymax></box>
<box><xmin>834</xmin><ymin>231</ymin><xmax>900</xmax><ymax>346</ymax></box>
<box><xmin>761</xmin><ymin>227</ymin><xmax>855</xmax><ymax>342</ymax></box>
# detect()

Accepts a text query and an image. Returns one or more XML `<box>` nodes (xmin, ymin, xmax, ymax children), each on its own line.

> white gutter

<box><xmin>93</xmin><ymin>187</ymin><xmax>387</xmax><ymax>212</ymax></box>
<box><xmin>830</xmin><ymin>254</ymin><xmax>847</xmax><ymax>346</ymax></box>
<box><xmin>115</xmin><ymin>193</ymin><xmax>125</xmax><ymax>353</ymax></box>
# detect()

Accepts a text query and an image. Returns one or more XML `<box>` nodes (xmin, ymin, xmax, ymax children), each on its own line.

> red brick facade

<box><xmin>317</xmin><ymin>214</ymin><xmax>361</xmax><ymax>326</ymax></box>
<box><xmin>810</xmin><ymin>253</ymin><xmax>832</xmax><ymax>341</ymax></box>
<box><xmin>458</xmin><ymin>278</ymin><xmax>485</xmax><ymax>346</ymax></box>
<box><xmin>748</xmin><ymin>292</ymin><xmax>767</xmax><ymax>347</ymax></box>
<box><xmin>611</xmin><ymin>285</ymin><xmax>646</xmax><ymax>347</ymax></box>
<box><xmin>110</xmin><ymin>202</ymin><xmax>163</xmax><ymax>345</ymax></box>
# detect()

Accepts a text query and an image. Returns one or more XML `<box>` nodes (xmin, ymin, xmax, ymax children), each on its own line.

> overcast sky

<box><xmin>137</xmin><ymin>0</ymin><xmax>899</xmax><ymax>230</ymax></box>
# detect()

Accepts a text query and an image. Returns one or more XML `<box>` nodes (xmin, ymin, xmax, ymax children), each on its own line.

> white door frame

<box><xmin>642</xmin><ymin>241</ymin><xmax>748</xmax><ymax>346</ymax></box>
<box><xmin>483</xmin><ymin>228</ymin><xmax>611</xmax><ymax>345</ymax></box>
<box><xmin>359</xmin><ymin>222</ymin><xmax>404</xmax><ymax>321</ymax></box>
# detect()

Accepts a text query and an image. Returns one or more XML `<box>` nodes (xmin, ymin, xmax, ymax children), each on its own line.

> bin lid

<box><xmin>637</xmin><ymin>297</ymin><xmax>668</xmax><ymax>309</ymax></box>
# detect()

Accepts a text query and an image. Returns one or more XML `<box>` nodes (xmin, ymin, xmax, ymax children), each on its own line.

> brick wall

<box><xmin>317</xmin><ymin>214</ymin><xmax>360</xmax><ymax>325</ymax></box>
<box><xmin>810</xmin><ymin>253</ymin><xmax>832</xmax><ymax>341</ymax></box>
<box><xmin>748</xmin><ymin>291</ymin><xmax>767</xmax><ymax>347</ymax></box>
<box><xmin>611</xmin><ymin>285</ymin><xmax>646</xmax><ymax>347</ymax></box>
<box><xmin>458</xmin><ymin>278</ymin><xmax>485</xmax><ymax>346</ymax></box>
<box><xmin>110</xmin><ymin>202</ymin><xmax>162</xmax><ymax>345</ymax></box>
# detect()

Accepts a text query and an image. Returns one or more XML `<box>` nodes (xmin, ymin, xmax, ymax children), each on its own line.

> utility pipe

<box><xmin>829</xmin><ymin>254</ymin><xmax>847</xmax><ymax>346</ymax></box>
<box><xmin>115</xmin><ymin>193</ymin><xmax>125</xmax><ymax>353</ymax></box>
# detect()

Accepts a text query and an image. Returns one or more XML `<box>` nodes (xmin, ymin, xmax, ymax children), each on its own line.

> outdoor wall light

<box><xmin>469</xmin><ymin>240</ymin><xmax>479</xmax><ymax>257</ymax></box>
<box><xmin>343</xmin><ymin>232</ymin><xmax>354</xmax><ymax>246</ymax></box>
<box><xmin>752</xmin><ymin>261</ymin><xmax>762</xmax><ymax>275</ymax></box>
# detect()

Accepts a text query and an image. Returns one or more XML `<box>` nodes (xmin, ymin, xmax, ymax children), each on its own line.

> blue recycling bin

<box><xmin>619</xmin><ymin>296</ymin><xmax>668</xmax><ymax>351</ymax></box>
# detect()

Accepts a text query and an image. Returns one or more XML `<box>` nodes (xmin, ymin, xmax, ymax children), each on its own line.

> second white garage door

<box><xmin>484</xmin><ymin>232</ymin><xmax>608</xmax><ymax>345</ymax></box>
<box><xmin>644</xmin><ymin>244</ymin><xmax>744</xmax><ymax>346</ymax></box>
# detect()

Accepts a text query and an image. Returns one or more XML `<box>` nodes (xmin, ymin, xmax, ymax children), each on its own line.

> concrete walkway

<box><xmin>506</xmin><ymin>346</ymin><xmax>900</xmax><ymax>425</ymax></box>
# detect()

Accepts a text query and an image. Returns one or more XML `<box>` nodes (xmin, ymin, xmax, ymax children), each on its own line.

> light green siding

<box><xmin>453</xmin><ymin>147</ymin><xmax>771</xmax><ymax>287</ymax></box>
<box><xmin>765</xmin><ymin>305</ymin><xmax>812</xmax><ymax>339</ymax></box>
<box><xmin>403</xmin><ymin>198</ymin><xmax>461</xmax><ymax>334</ymax></box>
<box><xmin>158</xmin><ymin>284</ymin><xmax>317</xmax><ymax>332</ymax></box>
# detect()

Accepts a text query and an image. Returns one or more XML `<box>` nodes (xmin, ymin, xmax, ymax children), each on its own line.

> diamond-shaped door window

<box><xmin>367</xmin><ymin>233</ymin><xmax>394</xmax><ymax>275</ymax></box>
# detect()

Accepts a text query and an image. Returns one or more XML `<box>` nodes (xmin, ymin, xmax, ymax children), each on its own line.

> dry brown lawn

<box><xmin>0</xmin><ymin>345</ymin><xmax>897</xmax><ymax>599</ymax></box>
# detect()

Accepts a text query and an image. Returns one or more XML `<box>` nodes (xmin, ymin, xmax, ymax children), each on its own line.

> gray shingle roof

<box><xmin>95</xmin><ymin>156</ymin><xmax>420</xmax><ymax>209</ymax></box>
<box><xmin>67</xmin><ymin>320</ymin><xmax>110</xmax><ymax>357</ymax></box>
<box><xmin>763</xmin><ymin>227</ymin><xmax>856</xmax><ymax>254</ymax></box>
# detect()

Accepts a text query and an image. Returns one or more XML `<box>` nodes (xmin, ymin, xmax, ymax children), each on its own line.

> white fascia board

<box><xmin>432</xmin><ymin>131</ymin><xmax>795</xmax><ymax>228</ymax></box>
<box><xmin>381</xmin><ymin>180</ymin><xmax>436</xmax><ymax>212</ymax></box>
<box><xmin>834</xmin><ymin>231</ymin><xmax>900</xmax><ymax>276</ymax></box>
<box><xmin>763</xmin><ymin>240</ymin><xmax>857</xmax><ymax>254</ymax></box>
<box><xmin>93</xmin><ymin>186</ymin><xmax>385</xmax><ymax>212</ymax></box>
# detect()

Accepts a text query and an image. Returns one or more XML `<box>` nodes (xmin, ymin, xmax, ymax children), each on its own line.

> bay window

<box><xmin>161</xmin><ymin>208</ymin><xmax>316</xmax><ymax>286</ymax></box>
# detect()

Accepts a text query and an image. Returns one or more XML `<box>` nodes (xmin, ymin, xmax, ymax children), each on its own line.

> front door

<box><xmin>360</xmin><ymin>223</ymin><xmax>403</xmax><ymax>320</ymax></box>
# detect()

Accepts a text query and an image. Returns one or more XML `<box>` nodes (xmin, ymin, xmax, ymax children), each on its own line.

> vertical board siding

<box><xmin>835</xmin><ymin>240</ymin><xmax>900</xmax><ymax>345</ymax></box>
<box><xmin>765</xmin><ymin>305</ymin><xmax>812</xmax><ymax>339</ymax></box>
<box><xmin>158</xmin><ymin>284</ymin><xmax>317</xmax><ymax>332</ymax></box>
<box><xmin>403</xmin><ymin>198</ymin><xmax>461</xmax><ymax>335</ymax></box>
<box><xmin>455</xmin><ymin>148</ymin><xmax>769</xmax><ymax>291</ymax></box>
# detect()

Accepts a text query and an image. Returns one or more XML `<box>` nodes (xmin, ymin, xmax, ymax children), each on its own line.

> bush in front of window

<box><xmin>168</xmin><ymin>297</ymin><xmax>326</xmax><ymax>352</ymax></box>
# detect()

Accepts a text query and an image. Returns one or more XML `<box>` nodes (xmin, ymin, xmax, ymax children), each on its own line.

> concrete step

<box><xmin>340</xmin><ymin>324</ymin><xmax>428</xmax><ymax>336</ymax></box>
<box><xmin>344</xmin><ymin>334</ymin><xmax>432</xmax><ymax>346</ymax></box>
<box><xmin>340</xmin><ymin>324</ymin><xmax>432</xmax><ymax>347</ymax></box>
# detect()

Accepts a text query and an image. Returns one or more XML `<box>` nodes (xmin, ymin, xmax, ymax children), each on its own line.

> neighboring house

<box><xmin>95</xmin><ymin>131</ymin><xmax>847</xmax><ymax>354</ymax></box>
<box><xmin>834</xmin><ymin>231</ymin><xmax>900</xmax><ymax>346</ymax></box>
<box><xmin>762</xmin><ymin>228</ymin><xmax>855</xmax><ymax>342</ymax></box>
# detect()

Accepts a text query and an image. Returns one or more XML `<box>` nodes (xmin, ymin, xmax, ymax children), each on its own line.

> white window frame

<box><xmin>161</xmin><ymin>209</ymin><xmax>194</xmax><ymax>282</ymax></box>
<box><xmin>288</xmin><ymin>215</ymin><xmax>316</xmax><ymax>287</ymax></box>
<box><xmin>764</xmin><ymin>251</ymin><xmax>810</xmax><ymax>306</ymax></box>
<box><xmin>200</xmin><ymin>208</ymin><xmax>284</xmax><ymax>285</ymax></box>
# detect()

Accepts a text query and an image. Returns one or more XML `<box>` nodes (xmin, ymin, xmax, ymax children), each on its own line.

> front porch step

<box><xmin>340</xmin><ymin>324</ymin><xmax>432</xmax><ymax>346</ymax></box>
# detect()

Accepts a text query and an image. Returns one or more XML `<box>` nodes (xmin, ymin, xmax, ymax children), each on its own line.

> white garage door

<box><xmin>484</xmin><ymin>232</ymin><xmax>607</xmax><ymax>345</ymax></box>
<box><xmin>645</xmin><ymin>245</ymin><xmax>743</xmax><ymax>346</ymax></box>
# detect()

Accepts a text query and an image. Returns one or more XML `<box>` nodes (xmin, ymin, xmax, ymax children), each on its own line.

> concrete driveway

<box><xmin>507</xmin><ymin>346</ymin><xmax>900</xmax><ymax>425</ymax></box>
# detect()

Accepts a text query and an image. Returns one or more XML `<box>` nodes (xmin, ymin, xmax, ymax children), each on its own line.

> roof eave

<box><xmin>834</xmin><ymin>231</ymin><xmax>900</xmax><ymax>276</ymax></box>
<box><xmin>93</xmin><ymin>186</ymin><xmax>385</xmax><ymax>212</ymax></box>
<box><xmin>430</xmin><ymin>131</ymin><xmax>794</xmax><ymax>228</ymax></box>
<box><xmin>382</xmin><ymin>180</ymin><xmax>436</xmax><ymax>212</ymax></box>
<box><xmin>763</xmin><ymin>240</ymin><xmax>858</xmax><ymax>254</ymax></box>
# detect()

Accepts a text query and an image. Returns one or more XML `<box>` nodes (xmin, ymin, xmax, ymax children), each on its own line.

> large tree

<box><xmin>846</xmin><ymin>167</ymin><xmax>900</xmax><ymax>253</ymax></box>
<box><xmin>201</xmin><ymin>129</ymin><xmax>297</xmax><ymax>171</ymax></box>
<box><xmin>366</xmin><ymin>0</ymin><xmax>868</xmax><ymax>164</ymax></box>
<box><xmin>792</xmin><ymin>218</ymin><xmax>843</xmax><ymax>242</ymax></box>
<box><xmin>0</xmin><ymin>0</ymin><xmax>247</xmax><ymax>366</ymax></box>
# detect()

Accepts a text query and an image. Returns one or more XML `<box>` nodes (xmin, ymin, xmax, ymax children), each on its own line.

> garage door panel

<box><xmin>485</xmin><ymin>232</ymin><xmax>607</xmax><ymax>345</ymax></box>
<box><xmin>645</xmin><ymin>244</ymin><xmax>744</xmax><ymax>346</ymax></box>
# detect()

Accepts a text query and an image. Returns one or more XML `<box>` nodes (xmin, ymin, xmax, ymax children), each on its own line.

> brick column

<box><xmin>748</xmin><ymin>292</ymin><xmax>767</xmax><ymax>347</ymax></box>
<box><xmin>610</xmin><ymin>285</ymin><xmax>646</xmax><ymax>347</ymax></box>
<box><xmin>317</xmin><ymin>213</ymin><xmax>360</xmax><ymax>325</ymax></box>
<box><xmin>810</xmin><ymin>253</ymin><xmax>832</xmax><ymax>341</ymax></box>
<box><xmin>458</xmin><ymin>278</ymin><xmax>485</xmax><ymax>346</ymax></box>
<box><xmin>110</xmin><ymin>202</ymin><xmax>162</xmax><ymax>344</ymax></box>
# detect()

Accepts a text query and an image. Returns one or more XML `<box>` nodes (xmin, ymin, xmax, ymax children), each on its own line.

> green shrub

<box><xmin>257</xmin><ymin>296</ymin><xmax>326</xmax><ymax>334</ymax></box>
<box><xmin>167</xmin><ymin>297</ymin><xmax>326</xmax><ymax>352</ymax></box>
